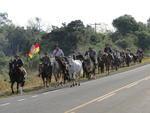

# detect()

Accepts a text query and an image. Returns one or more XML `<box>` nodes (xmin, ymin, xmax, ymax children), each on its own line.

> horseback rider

<box><xmin>136</xmin><ymin>48</ymin><xmax>143</xmax><ymax>56</ymax></box>
<box><xmin>126</xmin><ymin>48</ymin><xmax>133</xmax><ymax>57</ymax></box>
<box><xmin>12</xmin><ymin>55</ymin><xmax>26</xmax><ymax>87</ymax></box>
<box><xmin>41</xmin><ymin>52</ymin><xmax>51</xmax><ymax>66</ymax></box>
<box><xmin>104</xmin><ymin>44</ymin><xmax>115</xmax><ymax>60</ymax></box>
<box><xmin>13</xmin><ymin>55</ymin><xmax>24</xmax><ymax>71</ymax></box>
<box><xmin>52</xmin><ymin>44</ymin><xmax>64</xmax><ymax>58</ymax></box>
<box><xmin>104</xmin><ymin>44</ymin><xmax>113</xmax><ymax>54</ymax></box>
<box><xmin>126</xmin><ymin>48</ymin><xmax>131</xmax><ymax>54</ymax></box>
<box><xmin>85</xmin><ymin>47</ymin><xmax>97</xmax><ymax>66</ymax></box>
<box><xmin>52</xmin><ymin>44</ymin><xmax>66</xmax><ymax>66</ymax></box>
<box><xmin>98</xmin><ymin>50</ymin><xmax>103</xmax><ymax>57</ymax></box>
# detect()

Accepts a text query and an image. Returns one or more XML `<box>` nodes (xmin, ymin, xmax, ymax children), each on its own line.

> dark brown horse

<box><xmin>102</xmin><ymin>53</ymin><xmax>113</xmax><ymax>75</ymax></box>
<box><xmin>9</xmin><ymin>62</ymin><xmax>27</xmax><ymax>94</ymax></box>
<box><xmin>97</xmin><ymin>55</ymin><xmax>105</xmax><ymax>74</ymax></box>
<box><xmin>39</xmin><ymin>63</ymin><xmax>52</xmax><ymax>87</ymax></box>
<box><xmin>125</xmin><ymin>53</ymin><xmax>132</xmax><ymax>67</ymax></box>
<box><xmin>82</xmin><ymin>55</ymin><xmax>96</xmax><ymax>79</ymax></box>
<box><xmin>137</xmin><ymin>53</ymin><xmax>143</xmax><ymax>63</ymax></box>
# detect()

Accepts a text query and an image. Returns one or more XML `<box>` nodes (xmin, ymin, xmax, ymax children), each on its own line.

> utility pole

<box><xmin>90</xmin><ymin>23</ymin><xmax>101</xmax><ymax>33</ymax></box>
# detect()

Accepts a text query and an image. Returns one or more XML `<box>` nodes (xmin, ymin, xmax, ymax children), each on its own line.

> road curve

<box><xmin>0</xmin><ymin>64</ymin><xmax>150</xmax><ymax>113</ymax></box>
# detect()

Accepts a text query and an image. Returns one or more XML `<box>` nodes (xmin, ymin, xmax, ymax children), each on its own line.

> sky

<box><xmin>0</xmin><ymin>0</ymin><xmax>150</xmax><ymax>30</ymax></box>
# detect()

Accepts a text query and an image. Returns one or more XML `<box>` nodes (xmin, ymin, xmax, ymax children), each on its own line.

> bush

<box><xmin>115</xmin><ymin>39</ymin><xmax>128</xmax><ymax>49</ymax></box>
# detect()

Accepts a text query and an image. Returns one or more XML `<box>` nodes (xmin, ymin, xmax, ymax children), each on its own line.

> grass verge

<box><xmin>0</xmin><ymin>57</ymin><xmax>150</xmax><ymax>98</ymax></box>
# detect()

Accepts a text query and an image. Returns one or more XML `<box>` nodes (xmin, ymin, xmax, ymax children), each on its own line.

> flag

<box><xmin>28</xmin><ymin>43</ymin><xmax>40</xmax><ymax>58</ymax></box>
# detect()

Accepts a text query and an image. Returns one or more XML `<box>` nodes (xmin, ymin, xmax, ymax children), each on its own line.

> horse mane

<box><xmin>56</xmin><ymin>57</ymin><xmax>66</xmax><ymax>68</ymax></box>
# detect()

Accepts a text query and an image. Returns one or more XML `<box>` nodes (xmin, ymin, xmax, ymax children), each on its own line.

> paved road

<box><xmin>0</xmin><ymin>64</ymin><xmax>150</xmax><ymax>113</ymax></box>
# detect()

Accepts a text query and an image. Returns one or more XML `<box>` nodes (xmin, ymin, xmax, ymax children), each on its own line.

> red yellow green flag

<box><xmin>28</xmin><ymin>43</ymin><xmax>40</xmax><ymax>58</ymax></box>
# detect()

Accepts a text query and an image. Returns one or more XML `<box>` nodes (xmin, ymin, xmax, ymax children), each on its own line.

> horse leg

<box><xmin>77</xmin><ymin>74</ymin><xmax>80</xmax><ymax>86</ymax></box>
<box><xmin>101</xmin><ymin>64</ymin><xmax>104</xmax><ymax>73</ymax></box>
<box><xmin>78</xmin><ymin>79</ymin><xmax>80</xmax><ymax>86</ymax></box>
<box><xmin>93</xmin><ymin>69</ymin><xmax>96</xmax><ymax>79</ymax></box>
<box><xmin>11</xmin><ymin>82</ymin><xmax>15</xmax><ymax>94</ymax></box>
<box><xmin>46</xmin><ymin>77</ymin><xmax>49</xmax><ymax>87</ymax></box>
<box><xmin>106</xmin><ymin>65</ymin><xmax>108</xmax><ymax>74</ymax></box>
<box><xmin>19</xmin><ymin>85</ymin><xmax>23</xmax><ymax>95</ymax></box>
<box><xmin>108</xmin><ymin>65</ymin><xmax>110</xmax><ymax>75</ymax></box>
<box><xmin>87</xmin><ymin>73</ymin><xmax>89</xmax><ymax>80</ymax></box>
<box><xmin>42</xmin><ymin>77</ymin><xmax>46</xmax><ymax>88</ymax></box>
<box><xmin>83</xmin><ymin>71</ymin><xmax>86</xmax><ymax>78</ymax></box>
<box><xmin>17</xmin><ymin>83</ymin><xmax>19</xmax><ymax>94</ymax></box>
<box><xmin>49</xmin><ymin>74</ymin><xmax>52</xmax><ymax>86</ymax></box>
<box><xmin>106</xmin><ymin>65</ymin><xmax>109</xmax><ymax>75</ymax></box>
<box><xmin>70</xmin><ymin>81</ymin><xmax>73</xmax><ymax>87</ymax></box>
<box><xmin>98</xmin><ymin>66</ymin><xmax>100</xmax><ymax>74</ymax></box>
<box><xmin>54</xmin><ymin>74</ymin><xmax>58</xmax><ymax>82</ymax></box>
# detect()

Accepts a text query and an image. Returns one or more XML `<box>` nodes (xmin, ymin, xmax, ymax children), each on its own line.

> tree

<box><xmin>27</xmin><ymin>17</ymin><xmax>43</xmax><ymax>32</ymax></box>
<box><xmin>67</xmin><ymin>20</ymin><xmax>84</xmax><ymax>32</ymax></box>
<box><xmin>136</xmin><ymin>31</ymin><xmax>150</xmax><ymax>50</ymax></box>
<box><xmin>0</xmin><ymin>13</ymin><xmax>11</xmax><ymax>27</ymax></box>
<box><xmin>112</xmin><ymin>14</ymin><xmax>139</xmax><ymax>35</ymax></box>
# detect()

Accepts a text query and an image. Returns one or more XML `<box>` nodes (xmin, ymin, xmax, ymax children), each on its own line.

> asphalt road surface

<box><xmin>0</xmin><ymin>64</ymin><xmax>150</xmax><ymax>113</ymax></box>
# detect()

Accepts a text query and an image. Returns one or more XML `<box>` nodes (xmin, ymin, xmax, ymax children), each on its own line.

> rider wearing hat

<box><xmin>136</xmin><ymin>48</ymin><xmax>143</xmax><ymax>55</ymax></box>
<box><xmin>85</xmin><ymin>47</ymin><xmax>97</xmax><ymax>66</ymax></box>
<box><xmin>52</xmin><ymin>44</ymin><xmax>64</xmax><ymax>58</ymax></box>
<box><xmin>104</xmin><ymin>44</ymin><xmax>113</xmax><ymax>54</ymax></box>
<box><xmin>41</xmin><ymin>52</ymin><xmax>51</xmax><ymax>66</ymax></box>
<box><xmin>13</xmin><ymin>55</ymin><xmax>24</xmax><ymax>70</ymax></box>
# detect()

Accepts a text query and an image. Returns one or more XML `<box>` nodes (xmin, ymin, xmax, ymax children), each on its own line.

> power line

<box><xmin>90</xmin><ymin>23</ymin><xmax>101</xmax><ymax>33</ymax></box>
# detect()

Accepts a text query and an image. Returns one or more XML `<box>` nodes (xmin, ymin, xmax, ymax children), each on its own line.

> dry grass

<box><xmin>0</xmin><ymin>57</ymin><xmax>150</xmax><ymax>96</ymax></box>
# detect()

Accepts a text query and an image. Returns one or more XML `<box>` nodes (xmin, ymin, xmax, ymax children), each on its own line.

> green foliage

<box><xmin>0</xmin><ymin>13</ymin><xmax>11</xmax><ymax>26</ymax></box>
<box><xmin>115</xmin><ymin>39</ymin><xmax>129</xmax><ymax>49</ymax></box>
<box><xmin>136</xmin><ymin>31</ymin><xmax>150</xmax><ymax>50</ymax></box>
<box><xmin>113</xmin><ymin>14</ymin><xmax>139</xmax><ymax>35</ymax></box>
<box><xmin>0</xmin><ymin>12</ymin><xmax>150</xmax><ymax>76</ymax></box>
<box><xmin>41</xmin><ymin>20</ymin><xmax>93</xmax><ymax>55</ymax></box>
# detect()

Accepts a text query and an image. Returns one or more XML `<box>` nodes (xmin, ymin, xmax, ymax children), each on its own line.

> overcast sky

<box><xmin>0</xmin><ymin>0</ymin><xmax>150</xmax><ymax>29</ymax></box>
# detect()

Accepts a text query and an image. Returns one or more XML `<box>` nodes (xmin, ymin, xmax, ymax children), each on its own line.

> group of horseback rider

<box><xmin>39</xmin><ymin>44</ymin><xmax>64</xmax><ymax>69</ymax></box>
<box><xmin>9</xmin><ymin>43</ymin><xmax>144</xmax><ymax>72</ymax></box>
<box><xmin>10</xmin><ymin>44</ymin><xmax>143</xmax><ymax>74</ymax></box>
<box><xmin>8</xmin><ymin>43</ymin><xmax>144</xmax><ymax>93</ymax></box>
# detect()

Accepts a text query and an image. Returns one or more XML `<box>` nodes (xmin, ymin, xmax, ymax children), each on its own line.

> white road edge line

<box><xmin>17</xmin><ymin>99</ymin><xmax>25</xmax><ymax>102</ymax></box>
<box><xmin>0</xmin><ymin>103</ymin><xmax>10</xmax><ymax>107</ymax></box>
<box><xmin>42</xmin><ymin>92</ymin><xmax>50</xmax><ymax>95</ymax></box>
<box><xmin>32</xmin><ymin>95</ymin><xmax>39</xmax><ymax>98</ymax></box>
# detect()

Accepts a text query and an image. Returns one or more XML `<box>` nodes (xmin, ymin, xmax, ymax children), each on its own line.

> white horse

<box><xmin>51</xmin><ymin>58</ymin><xmax>62</xmax><ymax>84</ymax></box>
<box><xmin>67</xmin><ymin>57</ymin><xmax>83</xmax><ymax>87</ymax></box>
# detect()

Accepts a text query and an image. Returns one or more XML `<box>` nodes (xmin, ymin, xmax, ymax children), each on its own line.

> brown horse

<box><xmin>53</xmin><ymin>57</ymin><xmax>69</xmax><ymax>86</ymax></box>
<box><xmin>102</xmin><ymin>53</ymin><xmax>113</xmax><ymax>75</ymax></box>
<box><xmin>9</xmin><ymin>62</ymin><xmax>27</xmax><ymax>94</ymax></box>
<box><xmin>38</xmin><ymin>63</ymin><xmax>52</xmax><ymax>87</ymax></box>
<box><xmin>82</xmin><ymin>55</ymin><xmax>96</xmax><ymax>79</ymax></box>
<box><xmin>97</xmin><ymin>55</ymin><xmax>105</xmax><ymax>74</ymax></box>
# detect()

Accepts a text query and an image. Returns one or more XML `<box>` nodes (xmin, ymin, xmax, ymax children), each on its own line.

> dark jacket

<box><xmin>104</xmin><ymin>47</ymin><xmax>112</xmax><ymax>53</ymax></box>
<box><xmin>13</xmin><ymin>59</ymin><xmax>24</xmax><ymax>69</ymax></box>
<box><xmin>42</xmin><ymin>56</ymin><xmax>51</xmax><ymax>65</ymax></box>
